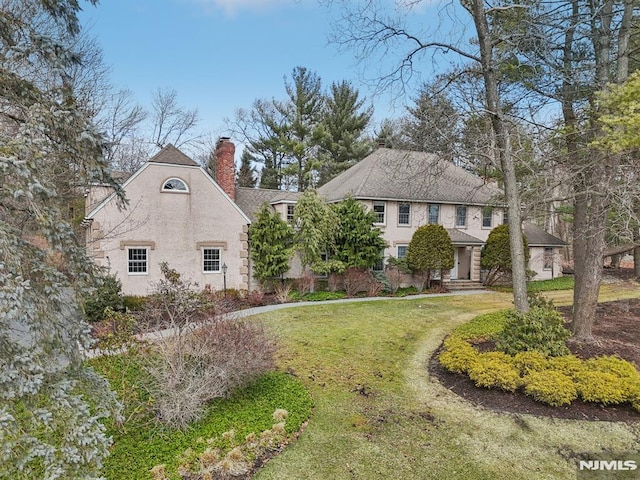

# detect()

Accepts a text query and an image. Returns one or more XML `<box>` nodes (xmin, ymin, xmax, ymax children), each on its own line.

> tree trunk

<box><xmin>463</xmin><ymin>0</ymin><xmax>529</xmax><ymax>312</ymax></box>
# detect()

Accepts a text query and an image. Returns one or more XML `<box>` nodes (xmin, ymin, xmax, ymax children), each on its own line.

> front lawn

<box><xmin>250</xmin><ymin>288</ymin><xmax>640</xmax><ymax>480</ymax></box>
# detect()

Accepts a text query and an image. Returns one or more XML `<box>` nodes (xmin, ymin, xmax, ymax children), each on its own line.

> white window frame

<box><xmin>455</xmin><ymin>205</ymin><xmax>467</xmax><ymax>228</ymax></box>
<box><xmin>428</xmin><ymin>204</ymin><xmax>440</xmax><ymax>225</ymax></box>
<box><xmin>202</xmin><ymin>247</ymin><xmax>222</xmax><ymax>273</ymax></box>
<box><xmin>398</xmin><ymin>203</ymin><xmax>410</xmax><ymax>226</ymax></box>
<box><xmin>161</xmin><ymin>177</ymin><xmax>189</xmax><ymax>193</ymax></box>
<box><xmin>127</xmin><ymin>247</ymin><xmax>149</xmax><ymax>275</ymax></box>
<box><xmin>286</xmin><ymin>204</ymin><xmax>295</xmax><ymax>223</ymax></box>
<box><xmin>503</xmin><ymin>209</ymin><xmax>509</xmax><ymax>225</ymax></box>
<box><xmin>397</xmin><ymin>245</ymin><xmax>408</xmax><ymax>259</ymax></box>
<box><xmin>373</xmin><ymin>201</ymin><xmax>386</xmax><ymax>225</ymax></box>
<box><xmin>482</xmin><ymin>207</ymin><xmax>493</xmax><ymax>228</ymax></box>
<box><xmin>543</xmin><ymin>247</ymin><xmax>554</xmax><ymax>270</ymax></box>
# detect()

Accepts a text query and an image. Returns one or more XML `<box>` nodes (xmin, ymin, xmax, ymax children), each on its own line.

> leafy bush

<box><xmin>496</xmin><ymin>307</ymin><xmax>570</xmax><ymax>357</ymax></box>
<box><xmin>523</xmin><ymin>370</ymin><xmax>578</xmax><ymax>406</ymax></box>
<box><xmin>513</xmin><ymin>351</ymin><xmax>549</xmax><ymax>376</ymax></box>
<box><xmin>438</xmin><ymin>337</ymin><xmax>478</xmax><ymax>374</ymax></box>
<box><xmin>83</xmin><ymin>273</ymin><xmax>124</xmax><ymax>322</ymax></box>
<box><xmin>467</xmin><ymin>351</ymin><xmax>521</xmax><ymax>392</ymax></box>
<box><xmin>547</xmin><ymin>355</ymin><xmax>585</xmax><ymax>378</ymax></box>
<box><xmin>146</xmin><ymin>318</ymin><xmax>277</xmax><ymax>429</ymax></box>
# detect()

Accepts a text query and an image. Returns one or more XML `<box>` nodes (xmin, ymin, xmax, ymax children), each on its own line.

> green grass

<box><xmin>492</xmin><ymin>276</ymin><xmax>575</xmax><ymax>293</ymax></box>
<box><xmin>246</xmin><ymin>289</ymin><xmax>640</xmax><ymax>480</ymax></box>
<box><xmin>90</xmin><ymin>353</ymin><xmax>312</xmax><ymax>480</ymax></box>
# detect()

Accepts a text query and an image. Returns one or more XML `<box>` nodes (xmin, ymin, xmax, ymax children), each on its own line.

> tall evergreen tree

<box><xmin>403</xmin><ymin>81</ymin><xmax>461</xmax><ymax>160</ymax></box>
<box><xmin>1</xmin><ymin>1</ymin><xmax>122</xmax><ymax>477</ymax></box>
<box><xmin>277</xmin><ymin>66</ymin><xmax>325</xmax><ymax>191</ymax></box>
<box><xmin>237</xmin><ymin>148</ymin><xmax>257</xmax><ymax>188</ymax></box>
<box><xmin>248</xmin><ymin>204</ymin><xmax>294</xmax><ymax>285</ymax></box>
<box><xmin>317</xmin><ymin>81</ymin><xmax>373</xmax><ymax>185</ymax></box>
<box><xmin>406</xmin><ymin>224</ymin><xmax>455</xmax><ymax>289</ymax></box>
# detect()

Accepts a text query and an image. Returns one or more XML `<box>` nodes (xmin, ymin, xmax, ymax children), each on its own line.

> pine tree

<box><xmin>248</xmin><ymin>204</ymin><xmax>294</xmax><ymax>285</ymax></box>
<box><xmin>237</xmin><ymin>148</ymin><xmax>257</xmax><ymax>188</ymax></box>
<box><xmin>316</xmin><ymin>81</ymin><xmax>373</xmax><ymax>185</ymax></box>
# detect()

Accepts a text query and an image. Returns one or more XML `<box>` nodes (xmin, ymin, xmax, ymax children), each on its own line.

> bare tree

<box><xmin>326</xmin><ymin>0</ymin><xmax>531</xmax><ymax>311</ymax></box>
<box><xmin>151</xmin><ymin>87</ymin><xmax>201</xmax><ymax>149</ymax></box>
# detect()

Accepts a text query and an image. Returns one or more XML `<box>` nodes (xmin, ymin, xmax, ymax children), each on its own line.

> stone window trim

<box><xmin>161</xmin><ymin>177</ymin><xmax>189</xmax><ymax>193</ymax></box>
<box><xmin>196</xmin><ymin>241</ymin><xmax>228</xmax><ymax>250</ymax></box>
<box><xmin>119</xmin><ymin>240</ymin><xmax>156</xmax><ymax>250</ymax></box>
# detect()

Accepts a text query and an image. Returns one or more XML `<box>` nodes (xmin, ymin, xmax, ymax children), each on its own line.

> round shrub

<box><xmin>438</xmin><ymin>337</ymin><xmax>478</xmax><ymax>374</ymax></box>
<box><xmin>496</xmin><ymin>307</ymin><xmax>570</xmax><ymax>357</ymax></box>
<box><xmin>523</xmin><ymin>370</ymin><xmax>578</xmax><ymax>406</ymax></box>
<box><xmin>467</xmin><ymin>351</ymin><xmax>521</xmax><ymax>392</ymax></box>
<box><xmin>480</xmin><ymin>224</ymin><xmax>529</xmax><ymax>286</ymax></box>
<box><xmin>513</xmin><ymin>351</ymin><xmax>549</xmax><ymax>376</ymax></box>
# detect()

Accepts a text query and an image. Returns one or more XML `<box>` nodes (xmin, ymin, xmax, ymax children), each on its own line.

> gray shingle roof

<box><xmin>317</xmin><ymin>148</ymin><xmax>502</xmax><ymax>205</ymax></box>
<box><xmin>235</xmin><ymin>187</ymin><xmax>302</xmax><ymax>221</ymax></box>
<box><xmin>147</xmin><ymin>144</ymin><xmax>199</xmax><ymax>167</ymax></box>
<box><xmin>446</xmin><ymin>229</ymin><xmax>485</xmax><ymax>245</ymax></box>
<box><xmin>523</xmin><ymin>223</ymin><xmax>567</xmax><ymax>246</ymax></box>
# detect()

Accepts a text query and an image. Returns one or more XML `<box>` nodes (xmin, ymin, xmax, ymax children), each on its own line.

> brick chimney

<box><xmin>215</xmin><ymin>137</ymin><xmax>236</xmax><ymax>200</ymax></box>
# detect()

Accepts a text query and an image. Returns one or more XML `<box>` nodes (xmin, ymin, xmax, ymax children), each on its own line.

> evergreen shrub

<box><xmin>496</xmin><ymin>307</ymin><xmax>570</xmax><ymax>357</ymax></box>
<box><xmin>438</xmin><ymin>337</ymin><xmax>478</xmax><ymax>374</ymax></box>
<box><xmin>83</xmin><ymin>274</ymin><xmax>124</xmax><ymax>322</ymax></box>
<box><xmin>467</xmin><ymin>351</ymin><xmax>521</xmax><ymax>392</ymax></box>
<box><xmin>523</xmin><ymin>370</ymin><xmax>578</xmax><ymax>406</ymax></box>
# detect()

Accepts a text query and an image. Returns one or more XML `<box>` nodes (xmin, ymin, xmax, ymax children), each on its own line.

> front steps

<box><xmin>445</xmin><ymin>280</ymin><xmax>485</xmax><ymax>291</ymax></box>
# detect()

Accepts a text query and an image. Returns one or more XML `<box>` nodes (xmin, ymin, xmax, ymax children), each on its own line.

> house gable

<box><xmin>85</xmin><ymin>147</ymin><xmax>250</xmax><ymax>295</ymax></box>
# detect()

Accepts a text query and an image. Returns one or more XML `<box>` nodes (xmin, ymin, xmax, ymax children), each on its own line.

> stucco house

<box><xmin>83</xmin><ymin>140</ymin><xmax>250</xmax><ymax>295</ymax></box>
<box><xmin>84</xmin><ymin>141</ymin><xmax>565</xmax><ymax>294</ymax></box>
<box><xmin>316</xmin><ymin>147</ymin><xmax>566</xmax><ymax>283</ymax></box>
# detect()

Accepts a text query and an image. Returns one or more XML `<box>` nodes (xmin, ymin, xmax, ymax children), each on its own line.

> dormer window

<box><xmin>162</xmin><ymin>178</ymin><xmax>188</xmax><ymax>192</ymax></box>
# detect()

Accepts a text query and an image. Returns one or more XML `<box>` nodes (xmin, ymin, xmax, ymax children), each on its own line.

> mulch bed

<box><xmin>430</xmin><ymin>271</ymin><xmax>640</xmax><ymax>422</ymax></box>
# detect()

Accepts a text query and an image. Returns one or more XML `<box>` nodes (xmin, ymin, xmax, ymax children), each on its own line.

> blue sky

<box><xmin>79</xmin><ymin>0</ymin><xmax>462</xmax><ymax>144</ymax></box>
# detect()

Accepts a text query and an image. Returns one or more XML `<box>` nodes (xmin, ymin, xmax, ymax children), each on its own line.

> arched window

<box><xmin>162</xmin><ymin>178</ymin><xmax>189</xmax><ymax>192</ymax></box>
